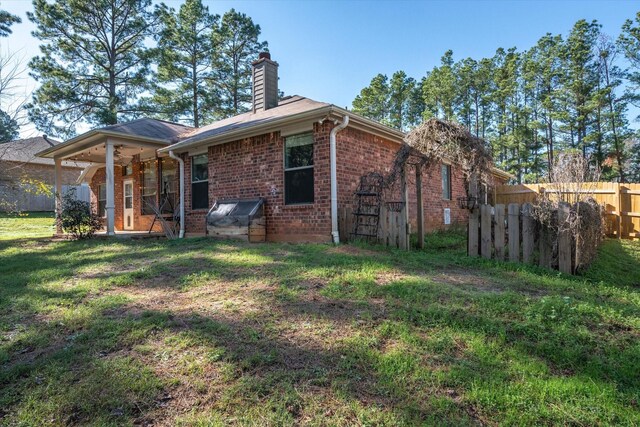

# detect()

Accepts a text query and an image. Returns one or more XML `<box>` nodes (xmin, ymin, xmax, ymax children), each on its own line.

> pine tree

<box><xmin>352</xmin><ymin>74</ymin><xmax>390</xmax><ymax>125</ymax></box>
<box><xmin>150</xmin><ymin>0</ymin><xmax>219</xmax><ymax>127</ymax></box>
<box><xmin>618</xmin><ymin>12</ymin><xmax>640</xmax><ymax>118</ymax></box>
<box><xmin>388</xmin><ymin>71</ymin><xmax>419</xmax><ymax>130</ymax></box>
<box><xmin>0</xmin><ymin>110</ymin><xmax>18</xmax><ymax>142</ymax></box>
<box><xmin>0</xmin><ymin>9</ymin><xmax>21</xmax><ymax>37</ymax></box>
<box><xmin>211</xmin><ymin>9</ymin><xmax>267</xmax><ymax>116</ymax></box>
<box><xmin>596</xmin><ymin>35</ymin><xmax>631</xmax><ymax>181</ymax></box>
<box><xmin>561</xmin><ymin>20</ymin><xmax>601</xmax><ymax>156</ymax></box>
<box><xmin>422</xmin><ymin>50</ymin><xmax>457</xmax><ymax>121</ymax></box>
<box><xmin>27</xmin><ymin>0</ymin><xmax>155</xmax><ymax>138</ymax></box>
<box><xmin>531</xmin><ymin>34</ymin><xmax>564</xmax><ymax>173</ymax></box>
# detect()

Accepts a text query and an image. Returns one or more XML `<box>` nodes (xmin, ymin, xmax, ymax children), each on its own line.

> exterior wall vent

<box><xmin>252</xmin><ymin>52</ymin><xmax>278</xmax><ymax>113</ymax></box>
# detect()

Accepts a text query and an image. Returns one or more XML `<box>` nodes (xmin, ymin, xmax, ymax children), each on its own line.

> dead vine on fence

<box><xmin>530</xmin><ymin>153</ymin><xmax>605</xmax><ymax>272</ymax></box>
<box><xmin>385</xmin><ymin>119</ymin><xmax>494</xmax><ymax>195</ymax></box>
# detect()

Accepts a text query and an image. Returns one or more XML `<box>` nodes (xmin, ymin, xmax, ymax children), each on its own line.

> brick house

<box><xmin>1</xmin><ymin>136</ymin><xmax>88</xmax><ymax>211</ymax></box>
<box><xmin>38</xmin><ymin>53</ymin><xmax>510</xmax><ymax>240</ymax></box>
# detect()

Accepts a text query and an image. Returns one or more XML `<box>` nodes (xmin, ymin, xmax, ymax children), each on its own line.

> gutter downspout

<box><xmin>330</xmin><ymin>115</ymin><xmax>349</xmax><ymax>244</ymax></box>
<box><xmin>169</xmin><ymin>150</ymin><xmax>185</xmax><ymax>238</ymax></box>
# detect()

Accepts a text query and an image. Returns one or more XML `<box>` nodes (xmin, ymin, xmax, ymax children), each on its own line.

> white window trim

<box><xmin>191</xmin><ymin>154</ymin><xmax>208</xmax><ymax>184</ymax></box>
<box><xmin>283</xmin><ymin>132</ymin><xmax>314</xmax><ymax>205</ymax></box>
<box><xmin>98</xmin><ymin>183</ymin><xmax>107</xmax><ymax>218</ymax></box>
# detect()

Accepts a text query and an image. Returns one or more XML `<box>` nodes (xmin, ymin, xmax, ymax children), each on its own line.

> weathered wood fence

<box><xmin>469</xmin><ymin>203</ymin><xmax>575</xmax><ymax>274</ymax></box>
<box><xmin>496</xmin><ymin>182</ymin><xmax>640</xmax><ymax>239</ymax></box>
<box><xmin>339</xmin><ymin>204</ymin><xmax>410</xmax><ymax>249</ymax></box>
<box><xmin>0</xmin><ymin>183</ymin><xmax>90</xmax><ymax>212</ymax></box>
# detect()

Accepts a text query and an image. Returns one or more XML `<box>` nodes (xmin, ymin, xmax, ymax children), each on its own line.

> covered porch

<box><xmin>37</xmin><ymin>122</ymin><xmax>187</xmax><ymax>237</ymax></box>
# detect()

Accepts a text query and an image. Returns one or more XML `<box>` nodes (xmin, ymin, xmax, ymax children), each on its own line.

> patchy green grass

<box><xmin>0</xmin><ymin>212</ymin><xmax>55</xmax><ymax>240</ymax></box>
<box><xmin>0</xmin><ymin>219</ymin><xmax>639</xmax><ymax>426</ymax></box>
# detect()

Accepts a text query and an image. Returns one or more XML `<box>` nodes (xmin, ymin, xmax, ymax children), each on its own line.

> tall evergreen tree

<box><xmin>27</xmin><ymin>0</ymin><xmax>155</xmax><ymax>138</ymax></box>
<box><xmin>0</xmin><ymin>110</ymin><xmax>18</xmax><ymax>142</ymax></box>
<box><xmin>422</xmin><ymin>50</ymin><xmax>457</xmax><ymax>120</ymax></box>
<box><xmin>618</xmin><ymin>11</ymin><xmax>640</xmax><ymax>117</ymax></box>
<box><xmin>352</xmin><ymin>74</ymin><xmax>389</xmax><ymax>125</ymax></box>
<box><xmin>211</xmin><ymin>9</ymin><xmax>267</xmax><ymax>115</ymax></box>
<box><xmin>0</xmin><ymin>9</ymin><xmax>21</xmax><ymax>37</ymax></box>
<box><xmin>561</xmin><ymin>20</ymin><xmax>601</xmax><ymax>156</ymax></box>
<box><xmin>596</xmin><ymin>35</ymin><xmax>631</xmax><ymax>181</ymax></box>
<box><xmin>388</xmin><ymin>71</ymin><xmax>419</xmax><ymax>130</ymax></box>
<box><xmin>150</xmin><ymin>0</ymin><xmax>218</xmax><ymax>127</ymax></box>
<box><xmin>531</xmin><ymin>34</ymin><xmax>564</xmax><ymax>173</ymax></box>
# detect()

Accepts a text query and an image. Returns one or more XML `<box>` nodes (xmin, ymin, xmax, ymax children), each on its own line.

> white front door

<box><xmin>123</xmin><ymin>180</ymin><xmax>134</xmax><ymax>230</ymax></box>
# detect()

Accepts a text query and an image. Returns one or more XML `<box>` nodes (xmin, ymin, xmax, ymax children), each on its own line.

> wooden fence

<box><xmin>469</xmin><ymin>203</ymin><xmax>575</xmax><ymax>274</ymax></box>
<box><xmin>496</xmin><ymin>182</ymin><xmax>640</xmax><ymax>239</ymax></box>
<box><xmin>339</xmin><ymin>204</ymin><xmax>410</xmax><ymax>249</ymax></box>
<box><xmin>0</xmin><ymin>183</ymin><xmax>90</xmax><ymax>212</ymax></box>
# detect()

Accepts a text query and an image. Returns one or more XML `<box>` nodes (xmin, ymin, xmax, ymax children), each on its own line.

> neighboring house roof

<box><xmin>1</xmin><ymin>136</ymin><xmax>87</xmax><ymax>168</ymax></box>
<box><xmin>159</xmin><ymin>95</ymin><xmax>406</xmax><ymax>154</ymax></box>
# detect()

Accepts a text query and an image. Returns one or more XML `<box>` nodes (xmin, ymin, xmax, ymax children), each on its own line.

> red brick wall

<box><xmin>89</xmin><ymin>157</ymin><xmax>166</xmax><ymax>233</ymax></box>
<box><xmin>335</xmin><ymin>126</ymin><xmax>468</xmax><ymax>233</ymax></box>
<box><xmin>0</xmin><ymin>160</ymin><xmax>83</xmax><ymax>185</ymax></box>
<box><xmin>180</xmin><ymin>122</ymin><xmax>470</xmax><ymax>242</ymax></box>
<box><xmin>183</xmin><ymin>122</ymin><xmax>333</xmax><ymax>241</ymax></box>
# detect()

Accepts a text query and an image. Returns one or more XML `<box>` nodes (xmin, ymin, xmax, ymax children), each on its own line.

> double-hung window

<box><xmin>97</xmin><ymin>184</ymin><xmax>106</xmax><ymax>217</ymax></box>
<box><xmin>441</xmin><ymin>164</ymin><xmax>452</xmax><ymax>200</ymax></box>
<box><xmin>141</xmin><ymin>160</ymin><xmax>157</xmax><ymax>215</ymax></box>
<box><xmin>284</xmin><ymin>132</ymin><xmax>314</xmax><ymax>205</ymax></box>
<box><xmin>191</xmin><ymin>154</ymin><xmax>208</xmax><ymax>210</ymax></box>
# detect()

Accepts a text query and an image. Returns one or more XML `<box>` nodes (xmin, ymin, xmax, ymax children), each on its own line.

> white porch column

<box><xmin>105</xmin><ymin>140</ymin><xmax>115</xmax><ymax>236</ymax></box>
<box><xmin>54</xmin><ymin>157</ymin><xmax>63</xmax><ymax>235</ymax></box>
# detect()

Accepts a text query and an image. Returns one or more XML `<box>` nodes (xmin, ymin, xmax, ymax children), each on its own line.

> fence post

<box><xmin>616</xmin><ymin>183</ymin><xmax>622</xmax><ymax>239</ymax></box>
<box><xmin>468</xmin><ymin>207</ymin><xmax>479</xmax><ymax>257</ymax></box>
<box><xmin>539</xmin><ymin>226</ymin><xmax>552</xmax><ymax>269</ymax></box>
<box><xmin>558</xmin><ymin>202</ymin><xmax>572</xmax><ymax>274</ymax></box>
<box><xmin>494</xmin><ymin>204</ymin><xmax>505</xmax><ymax>260</ymax></box>
<box><xmin>522</xmin><ymin>203</ymin><xmax>535</xmax><ymax>264</ymax></box>
<box><xmin>378</xmin><ymin>203</ymin><xmax>387</xmax><ymax>245</ymax></box>
<box><xmin>508</xmin><ymin>203</ymin><xmax>520</xmax><ymax>262</ymax></box>
<box><xmin>480</xmin><ymin>204</ymin><xmax>492</xmax><ymax>259</ymax></box>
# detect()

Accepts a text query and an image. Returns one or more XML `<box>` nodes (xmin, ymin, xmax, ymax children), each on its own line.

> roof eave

<box><xmin>160</xmin><ymin>105</ymin><xmax>405</xmax><ymax>154</ymax></box>
<box><xmin>491</xmin><ymin>167</ymin><xmax>515</xmax><ymax>180</ymax></box>
<box><xmin>37</xmin><ymin>130</ymin><xmax>172</xmax><ymax>159</ymax></box>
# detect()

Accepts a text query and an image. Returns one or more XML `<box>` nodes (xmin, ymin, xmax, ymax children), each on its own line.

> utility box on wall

<box><xmin>206</xmin><ymin>198</ymin><xmax>266</xmax><ymax>242</ymax></box>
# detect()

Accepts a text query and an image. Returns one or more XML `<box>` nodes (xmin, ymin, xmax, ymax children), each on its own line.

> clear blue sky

<box><xmin>1</xmin><ymin>0</ymin><xmax>638</xmax><ymax>137</ymax></box>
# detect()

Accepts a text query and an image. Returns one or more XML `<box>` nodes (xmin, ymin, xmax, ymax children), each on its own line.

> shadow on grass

<box><xmin>1</xmin><ymin>235</ymin><xmax>639</xmax><ymax>424</ymax></box>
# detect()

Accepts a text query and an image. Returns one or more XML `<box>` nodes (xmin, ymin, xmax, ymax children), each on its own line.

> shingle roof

<box><xmin>97</xmin><ymin>118</ymin><xmax>193</xmax><ymax>143</ymax></box>
<box><xmin>175</xmin><ymin>96</ymin><xmax>329</xmax><ymax>147</ymax></box>
<box><xmin>0</xmin><ymin>136</ymin><xmax>87</xmax><ymax>168</ymax></box>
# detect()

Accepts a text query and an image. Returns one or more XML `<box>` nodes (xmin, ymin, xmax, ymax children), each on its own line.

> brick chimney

<box><xmin>252</xmin><ymin>52</ymin><xmax>278</xmax><ymax>113</ymax></box>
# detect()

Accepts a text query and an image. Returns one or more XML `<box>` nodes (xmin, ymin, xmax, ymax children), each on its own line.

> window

<box><xmin>191</xmin><ymin>154</ymin><xmax>208</xmax><ymax>210</ymax></box>
<box><xmin>141</xmin><ymin>160</ymin><xmax>157</xmax><ymax>215</ymax></box>
<box><xmin>122</xmin><ymin>163</ymin><xmax>133</xmax><ymax>176</ymax></box>
<box><xmin>160</xmin><ymin>158</ymin><xmax>178</xmax><ymax>213</ymax></box>
<box><xmin>97</xmin><ymin>184</ymin><xmax>106</xmax><ymax>217</ymax></box>
<box><xmin>441</xmin><ymin>164</ymin><xmax>451</xmax><ymax>200</ymax></box>
<box><xmin>284</xmin><ymin>132</ymin><xmax>314</xmax><ymax>204</ymax></box>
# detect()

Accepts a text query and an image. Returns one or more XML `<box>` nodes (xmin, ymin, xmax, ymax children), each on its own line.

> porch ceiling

<box><xmin>61</xmin><ymin>142</ymin><xmax>159</xmax><ymax>164</ymax></box>
<box><xmin>40</xmin><ymin>134</ymin><xmax>167</xmax><ymax>164</ymax></box>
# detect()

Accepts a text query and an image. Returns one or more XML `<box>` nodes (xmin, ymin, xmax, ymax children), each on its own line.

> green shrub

<box><xmin>57</xmin><ymin>189</ymin><xmax>101</xmax><ymax>239</ymax></box>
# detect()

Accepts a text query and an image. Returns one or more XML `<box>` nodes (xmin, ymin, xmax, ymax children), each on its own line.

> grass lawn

<box><xmin>0</xmin><ymin>219</ymin><xmax>639</xmax><ymax>426</ymax></box>
<box><xmin>0</xmin><ymin>212</ymin><xmax>55</xmax><ymax>240</ymax></box>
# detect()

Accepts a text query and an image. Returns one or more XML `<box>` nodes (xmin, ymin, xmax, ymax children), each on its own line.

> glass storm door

<box><xmin>123</xmin><ymin>180</ymin><xmax>134</xmax><ymax>230</ymax></box>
